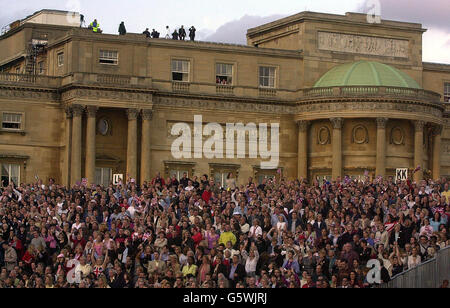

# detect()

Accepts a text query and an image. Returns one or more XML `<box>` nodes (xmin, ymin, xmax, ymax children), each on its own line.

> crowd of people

<box><xmin>0</xmin><ymin>172</ymin><xmax>448</xmax><ymax>288</ymax></box>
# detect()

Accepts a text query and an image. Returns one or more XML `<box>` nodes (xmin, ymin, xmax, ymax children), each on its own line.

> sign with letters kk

<box><xmin>395</xmin><ymin>168</ymin><xmax>408</xmax><ymax>181</ymax></box>
<box><xmin>113</xmin><ymin>174</ymin><xmax>123</xmax><ymax>185</ymax></box>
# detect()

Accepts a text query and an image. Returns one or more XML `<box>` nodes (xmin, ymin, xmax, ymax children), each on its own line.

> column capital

<box><xmin>413</xmin><ymin>120</ymin><xmax>425</xmax><ymax>132</ymax></box>
<box><xmin>142</xmin><ymin>109</ymin><xmax>153</xmax><ymax>121</ymax></box>
<box><xmin>86</xmin><ymin>106</ymin><xmax>98</xmax><ymax>118</ymax></box>
<box><xmin>65</xmin><ymin>106</ymin><xmax>73</xmax><ymax>118</ymax></box>
<box><xmin>376</xmin><ymin>117</ymin><xmax>389</xmax><ymax>129</ymax></box>
<box><xmin>432</xmin><ymin>124</ymin><xmax>443</xmax><ymax>136</ymax></box>
<box><xmin>71</xmin><ymin>105</ymin><xmax>84</xmax><ymax>117</ymax></box>
<box><xmin>330</xmin><ymin>117</ymin><xmax>343</xmax><ymax>129</ymax></box>
<box><xmin>126</xmin><ymin>108</ymin><xmax>139</xmax><ymax>120</ymax></box>
<box><xmin>296</xmin><ymin>120</ymin><xmax>310</xmax><ymax>132</ymax></box>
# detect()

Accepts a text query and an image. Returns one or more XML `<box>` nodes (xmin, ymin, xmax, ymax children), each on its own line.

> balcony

<box><xmin>259</xmin><ymin>87</ymin><xmax>277</xmax><ymax>97</ymax></box>
<box><xmin>0</xmin><ymin>73</ymin><xmax>60</xmax><ymax>87</ymax></box>
<box><xmin>216</xmin><ymin>84</ymin><xmax>234</xmax><ymax>95</ymax></box>
<box><xmin>172</xmin><ymin>81</ymin><xmax>190</xmax><ymax>92</ymax></box>
<box><xmin>96</xmin><ymin>74</ymin><xmax>131</xmax><ymax>86</ymax></box>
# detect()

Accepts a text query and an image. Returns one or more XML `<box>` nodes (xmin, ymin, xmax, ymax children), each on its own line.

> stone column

<box><xmin>70</xmin><ymin>105</ymin><xmax>84</xmax><ymax>186</ymax></box>
<box><xmin>63</xmin><ymin>107</ymin><xmax>72</xmax><ymax>187</ymax></box>
<box><xmin>85</xmin><ymin>106</ymin><xmax>98</xmax><ymax>186</ymax></box>
<box><xmin>432</xmin><ymin>125</ymin><xmax>442</xmax><ymax>180</ymax></box>
<box><xmin>126</xmin><ymin>108</ymin><xmax>139</xmax><ymax>181</ymax></box>
<box><xmin>413</xmin><ymin>120</ymin><xmax>425</xmax><ymax>182</ymax></box>
<box><xmin>140</xmin><ymin>109</ymin><xmax>153</xmax><ymax>184</ymax></box>
<box><xmin>330</xmin><ymin>117</ymin><xmax>343</xmax><ymax>181</ymax></box>
<box><xmin>296</xmin><ymin>120</ymin><xmax>310</xmax><ymax>180</ymax></box>
<box><xmin>376</xmin><ymin>118</ymin><xmax>388</xmax><ymax>178</ymax></box>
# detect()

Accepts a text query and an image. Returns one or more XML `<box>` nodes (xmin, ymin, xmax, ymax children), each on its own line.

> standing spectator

<box><xmin>118</xmin><ymin>22</ymin><xmax>126</xmax><ymax>35</ymax></box>
<box><xmin>189</xmin><ymin>26</ymin><xmax>196</xmax><ymax>41</ymax></box>
<box><xmin>179</xmin><ymin>25</ymin><xmax>186</xmax><ymax>41</ymax></box>
<box><xmin>143</xmin><ymin>28</ymin><xmax>151</xmax><ymax>38</ymax></box>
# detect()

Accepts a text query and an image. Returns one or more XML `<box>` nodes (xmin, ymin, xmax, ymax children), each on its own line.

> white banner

<box><xmin>395</xmin><ymin>168</ymin><xmax>408</xmax><ymax>181</ymax></box>
<box><xmin>113</xmin><ymin>174</ymin><xmax>123</xmax><ymax>185</ymax></box>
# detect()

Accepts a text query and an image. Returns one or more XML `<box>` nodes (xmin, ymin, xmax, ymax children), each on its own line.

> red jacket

<box><xmin>192</xmin><ymin>232</ymin><xmax>203</xmax><ymax>248</ymax></box>
<box><xmin>202</xmin><ymin>190</ymin><xmax>212</xmax><ymax>203</ymax></box>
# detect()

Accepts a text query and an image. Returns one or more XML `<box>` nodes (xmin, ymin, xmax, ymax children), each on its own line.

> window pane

<box><xmin>2</xmin><ymin>113</ymin><xmax>21</xmax><ymax>129</ymax></box>
<box><xmin>259</xmin><ymin>66</ymin><xmax>275</xmax><ymax>88</ymax></box>
<box><xmin>445</xmin><ymin>82</ymin><xmax>450</xmax><ymax>102</ymax></box>
<box><xmin>1</xmin><ymin>164</ymin><xmax>9</xmax><ymax>183</ymax></box>
<box><xmin>214</xmin><ymin>173</ymin><xmax>222</xmax><ymax>187</ymax></box>
<box><xmin>103</xmin><ymin>168</ymin><xmax>112</xmax><ymax>187</ymax></box>
<box><xmin>172</xmin><ymin>72</ymin><xmax>183</xmax><ymax>81</ymax></box>
<box><xmin>10</xmin><ymin>164</ymin><xmax>19</xmax><ymax>184</ymax></box>
<box><xmin>95</xmin><ymin>168</ymin><xmax>102</xmax><ymax>186</ymax></box>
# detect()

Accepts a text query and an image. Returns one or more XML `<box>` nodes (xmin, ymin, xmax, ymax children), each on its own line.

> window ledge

<box><xmin>0</xmin><ymin>129</ymin><xmax>26</xmax><ymax>136</ymax></box>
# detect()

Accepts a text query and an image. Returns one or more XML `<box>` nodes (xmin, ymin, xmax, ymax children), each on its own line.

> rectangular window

<box><xmin>99</xmin><ymin>50</ymin><xmax>119</xmax><ymax>65</ymax></box>
<box><xmin>95</xmin><ymin>168</ymin><xmax>112</xmax><ymax>187</ymax></box>
<box><xmin>1</xmin><ymin>163</ymin><xmax>20</xmax><ymax>186</ymax></box>
<box><xmin>214</xmin><ymin>172</ymin><xmax>227</xmax><ymax>188</ymax></box>
<box><xmin>171</xmin><ymin>60</ymin><xmax>190</xmax><ymax>82</ymax></box>
<box><xmin>444</xmin><ymin>82</ymin><xmax>450</xmax><ymax>102</ymax></box>
<box><xmin>259</xmin><ymin>66</ymin><xmax>276</xmax><ymax>88</ymax></box>
<box><xmin>216</xmin><ymin>63</ymin><xmax>233</xmax><ymax>85</ymax></box>
<box><xmin>2</xmin><ymin>113</ymin><xmax>22</xmax><ymax>130</ymax></box>
<box><xmin>57</xmin><ymin>52</ymin><xmax>64</xmax><ymax>67</ymax></box>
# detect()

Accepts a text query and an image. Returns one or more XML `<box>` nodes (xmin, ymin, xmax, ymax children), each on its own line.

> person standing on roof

<box><xmin>119</xmin><ymin>22</ymin><xmax>126</xmax><ymax>35</ymax></box>
<box><xmin>89</xmin><ymin>19</ymin><xmax>100</xmax><ymax>33</ymax></box>
<box><xmin>165</xmin><ymin>26</ymin><xmax>171</xmax><ymax>39</ymax></box>
<box><xmin>179</xmin><ymin>25</ymin><xmax>186</xmax><ymax>41</ymax></box>
<box><xmin>189</xmin><ymin>26</ymin><xmax>196</xmax><ymax>41</ymax></box>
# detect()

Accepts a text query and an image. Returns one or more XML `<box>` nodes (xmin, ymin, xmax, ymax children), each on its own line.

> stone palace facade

<box><xmin>0</xmin><ymin>10</ymin><xmax>449</xmax><ymax>187</ymax></box>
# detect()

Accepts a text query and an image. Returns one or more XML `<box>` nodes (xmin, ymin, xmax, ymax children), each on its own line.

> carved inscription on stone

<box><xmin>317</xmin><ymin>31</ymin><xmax>409</xmax><ymax>58</ymax></box>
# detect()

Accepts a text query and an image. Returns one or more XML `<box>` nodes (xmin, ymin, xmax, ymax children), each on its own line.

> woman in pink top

<box><xmin>205</xmin><ymin>226</ymin><xmax>219</xmax><ymax>252</ymax></box>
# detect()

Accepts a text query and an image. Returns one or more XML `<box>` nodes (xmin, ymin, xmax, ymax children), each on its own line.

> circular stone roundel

<box><xmin>352</xmin><ymin>125</ymin><xmax>368</xmax><ymax>144</ymax></box>
<box><xmin>391</xmin><ymin>127</ymin><xmax>404</xmax><ymax>145</ymax></box>
<box><xmin>318</xmin><ymin>126</ymin><xmax>330</xmax><ymax>145</ymax></box>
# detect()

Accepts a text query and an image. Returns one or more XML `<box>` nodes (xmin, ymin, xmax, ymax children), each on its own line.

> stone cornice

<box><xmin>61</xmin><ymin>85</ymin><xmax>154</xmax><ymax>107</ymax></box>
<box><xmin>296</xmin><ymin>96</ymin><xmax>444</xmax><ymax>112</ymax></box>
<box><xmin>153</xmin><ymin>94</ymin><xmax>295</xmax><ymax>114</ymax></box>
<box><xmin>0</xmin><ymin>85</ymin><xmax>59</xmax><ymax>101</ymax></box>
<box><xmin>247</xmin><ymin>11</ymin><xmax>426</xmax><ymax>39</ymax></box>
<box><xmin>422</xmin><ymin>62</ymin><xmax>450</xmax><ymax>73</ymax></box>
<box><xmin>46</xmin><ymin>28</ymin><xmax>303</xmax><ymax>59</ymax></box>
<box><xmin>295</xmin><ymin>101</ymin><xmax>444</xmax><ymax>125</ymax></box>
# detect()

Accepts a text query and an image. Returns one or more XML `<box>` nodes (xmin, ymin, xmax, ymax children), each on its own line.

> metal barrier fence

<box><xmin>380</xmin><ymin>246</ymin><xmax>450</xmax><ymax>288</ymax></box>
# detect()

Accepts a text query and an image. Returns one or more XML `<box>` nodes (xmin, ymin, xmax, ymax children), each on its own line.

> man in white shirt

<box><xmin>249</xmin><ymin>219</ymin><xmax>262</xmax><ymax>240</ymax></box>
<box><xmin>185</xmin><ymin>180</ymin><xmax>195</xmax><ymax>192</ymax></box>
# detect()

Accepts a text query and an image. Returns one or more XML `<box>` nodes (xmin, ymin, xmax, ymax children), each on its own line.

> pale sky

<box><xmin>1</xmin><ymin>0</ymin><xmax>449</xmax><ymax>63</ymax></box>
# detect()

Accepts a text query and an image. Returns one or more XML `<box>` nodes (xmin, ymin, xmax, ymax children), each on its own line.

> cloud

<box><xmin>203</xmin><ymin>14</ymin><xmax>287</xmax><ymax>45</ymax></box>
<box><xmin>358</xmin><ymin>0</ymin><xmax>450</xmax><ymax>31</ymax></box>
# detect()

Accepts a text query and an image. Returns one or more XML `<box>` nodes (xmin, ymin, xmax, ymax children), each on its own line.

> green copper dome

<box><xmin>313</xmin><ymin>61</ymin><xmax>421</xmax><ymax>89</ymax></box>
